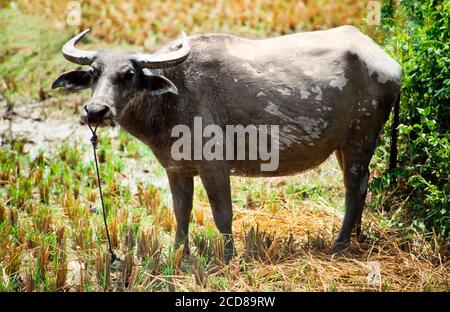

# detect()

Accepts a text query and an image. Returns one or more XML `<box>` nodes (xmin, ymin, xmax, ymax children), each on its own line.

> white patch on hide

<box><xmin>265</xmin><ymin>101</ymin><xmax>328</xmax><ymax>144</ymax></box>
<box><xmin>300</xmin><ymin>89</ymin><xmax>311</xmax><ymax>99</ymax></box>
<box><xmin>311</xmin><ymin>86</ymin><xmax>322</xmax><ymax>101</ymax></box>
<box><xmin>329</xmin><ymin>75</ymin><xmax>348</xmax><ymax>91</ymax></box>
<box><xmin>242</xmin><ymin>63</ymin><xmax>262</xmax><ymax>76</ymax></box>
<box><xmin>277</xmin><ymin>88</ymin><xmax>291</xmax><ymax>96</ymax></box>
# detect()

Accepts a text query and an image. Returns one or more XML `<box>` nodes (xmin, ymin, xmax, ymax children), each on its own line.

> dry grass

<box><xmin>152</xmin><ymin>171</ymin><xmax>448</xmax><ymax>292</ymax></box>
<box><xmin>232</xmin><ymin>200</ymin><xmax>449</xmax><ymax>291</ymax></box>
<box><xmin>16</xmin><ymin>0</ymin><xmax>371</xmax><ymax>47</ymax></box>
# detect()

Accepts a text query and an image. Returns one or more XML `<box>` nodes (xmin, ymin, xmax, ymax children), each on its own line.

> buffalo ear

<box><xmin>142</xmin><ymin>69</ymin><xmax>178</xmax><ymax>95</ymax></box>
<box><xmin>51</xmin><ymin>70</ymin><xmax>91</xmax><ymax>91</ymax></box>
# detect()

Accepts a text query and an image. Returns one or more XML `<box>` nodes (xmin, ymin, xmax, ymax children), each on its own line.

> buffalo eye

<box><xmin>122</xmin><ymin>69</ymin><xmax>135</xmax><ymax>81</ymax></box>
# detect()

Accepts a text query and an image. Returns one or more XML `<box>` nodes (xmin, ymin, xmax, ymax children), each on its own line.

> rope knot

<box><xmin>90</xmin><ymin>133</ymin><xmax>98</xmax><ymax>148</ymax></box>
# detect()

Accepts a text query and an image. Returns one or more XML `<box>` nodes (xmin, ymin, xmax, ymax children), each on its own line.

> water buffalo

<box><xmin>52</xmin><ymin>26</ymin><xmax>401</xmax><ymax>262</ymax></box>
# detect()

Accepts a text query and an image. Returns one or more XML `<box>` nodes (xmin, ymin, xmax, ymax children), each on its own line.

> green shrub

<box><xmin>371</xmin><ymin>0</ymin><xmax>449</xmax><ymax>240</ymax></box>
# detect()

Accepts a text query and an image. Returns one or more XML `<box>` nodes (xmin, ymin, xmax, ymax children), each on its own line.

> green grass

<box><xmin>0</xmin><ymin>8</ymin><xmax>67</xmax><ymax>99</ymax></box>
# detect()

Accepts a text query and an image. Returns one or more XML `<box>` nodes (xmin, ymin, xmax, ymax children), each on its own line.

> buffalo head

<box><xmin>52</xmin><ymin>29</ymin><xmax>190</xmax><ymax>127</ymax></box>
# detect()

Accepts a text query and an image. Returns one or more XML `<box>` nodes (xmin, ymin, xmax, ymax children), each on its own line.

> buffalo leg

<box><xmin>167</xmin><ymin>172</ymin><xmax>194</xmax><ymax>254</ymax></box>
<box><xmin>335</xmin><ymin>138</ymin><xmax>375</xmax><ymax>249</ymax></box>
<box><xmin>354</xmin><ymin>169</ymin><xmax>369</xmax><ymax>238</ymax></box>
<box><xmin>197</xmin><ymin>163</ymin><xmax>235</xmax><ymax>263</ymax></box>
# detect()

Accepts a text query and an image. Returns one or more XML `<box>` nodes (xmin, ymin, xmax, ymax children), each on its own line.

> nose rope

<box><xmin>85</xmin><ymin>107</ymin><xmax>118</xmax><ymax>264</ymax></box>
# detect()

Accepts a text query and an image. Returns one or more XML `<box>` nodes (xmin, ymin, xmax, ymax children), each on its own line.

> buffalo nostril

<box><xmin>85</xmin><ymin>104</ymin><xmax>110</xmax><ymax>123</ymax></box>
<box><xmin>84</xmin><ymin>105</ymin><xmax>95</xmax><ymax>115</ymax></box>
<box><xmin>98</xmin><ymin>106</ymin><xmax>110</xmax><ymax>117</ymax></box>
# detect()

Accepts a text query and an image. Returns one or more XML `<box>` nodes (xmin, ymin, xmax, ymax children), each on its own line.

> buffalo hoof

<box><xmin>224</xmin><ymin>249</ymin><xmax>236</xmax><ymax>265</ymax></box>
<box><xmin>356</xmin><ymin>232</ymin><xmax>367</xmax><ymax>243</ymax></box>
<box><xmin>223</xmin><ymin>234</ymin><xmax>236</xmax><ymax>265</ymax></box>
<box><xmin>174</xmin><ymin>242</ymin><xmax>190</xmax><ymax>256</ymax></box>
<box><xmin>331</xmin><ymin>241</ymin><xmax>350</xmax><ymax>254</ymax></box>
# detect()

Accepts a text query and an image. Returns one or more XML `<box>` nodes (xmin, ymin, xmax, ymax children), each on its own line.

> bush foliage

<box><xmin>371</xmin><ymin>0</ymin><xmax>449</xmax><ymax>240</ymax></box>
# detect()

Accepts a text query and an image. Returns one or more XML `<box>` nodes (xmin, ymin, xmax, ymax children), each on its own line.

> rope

<box><xmin>85</xmin><ymin>107</ymin><xmax>118</xmax><ymax>263</ymax></box>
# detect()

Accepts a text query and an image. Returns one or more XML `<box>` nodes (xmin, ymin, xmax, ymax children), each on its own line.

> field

<box><xmin>0</xmin><ymin>2</ymin><xmax>449</xmax><ymax>292</ymax></box>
